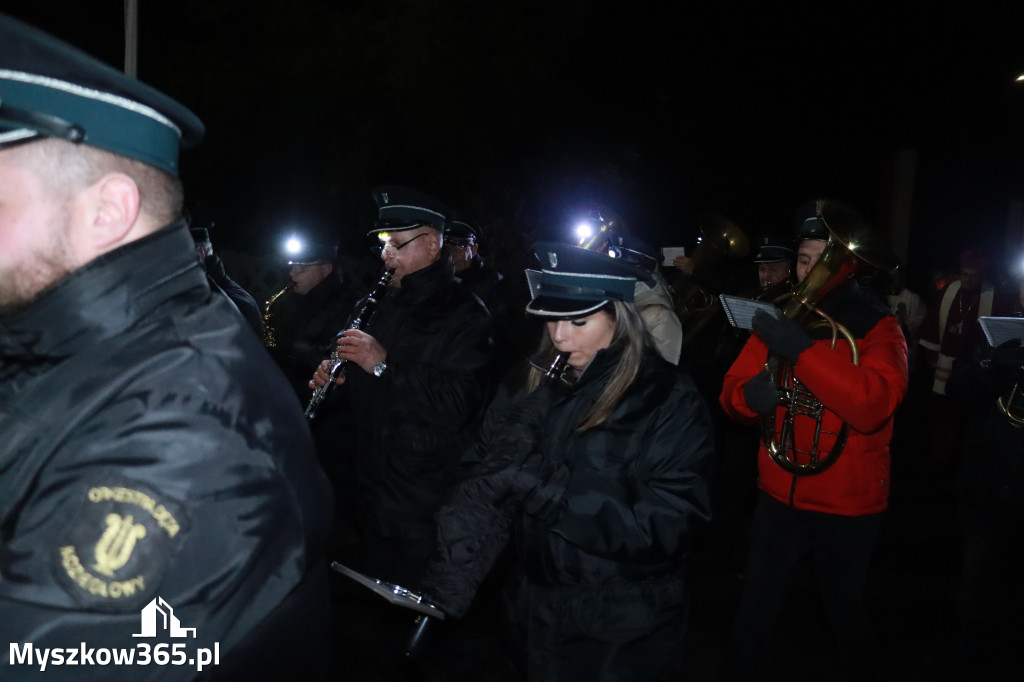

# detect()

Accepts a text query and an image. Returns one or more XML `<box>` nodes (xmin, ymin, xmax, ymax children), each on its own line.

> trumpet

<box><xmin>304</xmin><ymin>269</ymin><xmax>394</xmax><ymax>420</ymax></box>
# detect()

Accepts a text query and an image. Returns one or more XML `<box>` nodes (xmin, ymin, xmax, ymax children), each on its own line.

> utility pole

<box><xmin>124</xmin><ymin>0</ymin><xmax>138</xmax><ymax>77</ymax></box>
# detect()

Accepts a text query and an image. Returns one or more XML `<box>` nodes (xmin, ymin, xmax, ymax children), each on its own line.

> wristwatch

<box><xmin>373</xmin><ymin>359</ymin><xmax>388</xmax><ymax>377</ymax></box>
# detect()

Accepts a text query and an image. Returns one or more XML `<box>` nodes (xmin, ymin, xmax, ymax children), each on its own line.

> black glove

<box><xmin>509</xmin><ymin>452</ymin><xmax>570</xmax><ymax>519</ymax></box>
<box><xmin>991</xmin><ymin>338</ymin><xmax>1024</xmax><ymax>371</ymax></box>
<box><xmin>484</xmin><ymin>385</ymin><xmax>554</xmax><ymax>471</ymax></box>
<box><xmin>752</xmin><ymin>309</ymin><xmax>813</xmax><ymax>363</ymax></box>
<box><xmin>743</xmin><ymin>372</ymin><xmax>781</xmax><ymax>415</ymax></box>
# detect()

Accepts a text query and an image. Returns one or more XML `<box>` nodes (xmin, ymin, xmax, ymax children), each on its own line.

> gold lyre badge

<box><xmin>92</xmin><ymin>513</ymin><xmax>147</xmax><ymax>577</ymax></box>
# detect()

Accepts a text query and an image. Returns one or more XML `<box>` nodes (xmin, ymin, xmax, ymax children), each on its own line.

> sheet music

<box><xmin>330</xmin><ymin>562</ymin><xmax>445</xmax><ymax>619</ymax></box>
<box><xmin>978</xmin><ymin>316</ymin><xmax>1024</xmax><ymax>348</ymax></box>
<box><xmin>719</xmin><ymin>294</ymin><xmax>782</xmax><ymax>330</ymax></box>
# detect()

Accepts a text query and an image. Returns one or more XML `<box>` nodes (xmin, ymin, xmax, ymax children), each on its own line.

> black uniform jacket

<box><xmin>480</xmin><ymin>347</ymin><xmax>714</xmax><ymax>584</ymax></box>
<box><xmin>0</xmin><ymin>224</ymin><xmax>333</xmax><ymax>680</ymax></box>
<box><xmin>947</xmin><ymin>326</ymin><xmax>1024</xmax><ymax>518</ymax></box>
<box><xmin>268</xmin><ymin>272</ymin><xmax>355</xmax><ymax>403</ymax></box>
<box><xmin>331</xmin><ymin>257</ymin><xmax>493</xmax><ymax>545</ymax></box>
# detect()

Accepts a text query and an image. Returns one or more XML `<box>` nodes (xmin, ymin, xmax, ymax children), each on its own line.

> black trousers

<box><xmin>955</xmin><ymin>501</ymin><xmax>1024</xmax><ymax>682</ymax></box>
<box><xmin>724</xmin><ymin>492</ymin><xmax>882</xmax><ymax>682</ymax></box>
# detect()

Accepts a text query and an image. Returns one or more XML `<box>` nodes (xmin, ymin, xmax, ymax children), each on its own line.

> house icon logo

<box><xmin>132</xmin><ymin>597</ymin><xmax>197</xmax><ymax>638</ymax></box>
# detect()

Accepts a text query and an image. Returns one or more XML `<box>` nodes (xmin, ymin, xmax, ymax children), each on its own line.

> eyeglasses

<box><xmin>380</xmin><ymin>232</ymin><xmax>428</xmax><ymax>256</ymax></box>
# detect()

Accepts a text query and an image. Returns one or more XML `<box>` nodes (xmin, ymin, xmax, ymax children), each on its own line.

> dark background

<box><xmin>10</xmin><ymin>2</ymin><xmax>1024</xmax><ymax>291</ymax></box>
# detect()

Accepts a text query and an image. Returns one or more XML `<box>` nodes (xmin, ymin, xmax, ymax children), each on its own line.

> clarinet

<box><xmin>304</xmin><ymin>269</ymin><xmax>394</xmax><ymax>420</ymax></box>
<box><xmin>541</xmin><ymin>352</ymin><xmax>571</xmax><ymax>386</ymax></box>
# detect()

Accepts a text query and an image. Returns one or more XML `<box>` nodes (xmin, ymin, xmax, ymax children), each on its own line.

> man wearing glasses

<box><xmin>311</xmin><ymin>186</ymin><xmax>494</xmax><ymax>591</ymax></box>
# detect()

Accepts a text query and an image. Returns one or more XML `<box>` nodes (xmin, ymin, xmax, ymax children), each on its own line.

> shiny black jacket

<box><xmin>0</xmin><ymin>224</ymin><xmax>333</xmax><ymax>680</ymax></box>
<box><xmin>325</xmin><ymin>256</ymin><xmax>492</xmax><ymax>554</ymax></box>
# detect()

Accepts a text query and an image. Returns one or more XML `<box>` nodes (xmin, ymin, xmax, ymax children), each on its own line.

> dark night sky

<box><xmin>9</xmin><ymin>2</ymin><xmax>1024</xmax><ymax>289</ymax></box>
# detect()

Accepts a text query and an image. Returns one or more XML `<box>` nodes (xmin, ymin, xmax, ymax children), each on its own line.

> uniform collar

<box><xmin>0</xmin><ymin>220</ymin><xmax>206</xmax><ymax>363</ymax></box>
<box><xmin>394</xmin><ymin>254</ymin><xmax>454</xmax><ymax>304</ymax></box>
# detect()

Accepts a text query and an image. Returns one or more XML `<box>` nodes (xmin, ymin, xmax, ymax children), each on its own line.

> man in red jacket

<box><xmin>718</xmin><ymin>200</ymin><xmax>908</xmax><ymax>681</ymax></box>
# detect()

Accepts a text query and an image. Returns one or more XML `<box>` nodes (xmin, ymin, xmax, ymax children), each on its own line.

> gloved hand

<box><xmin>473</xmin><ymin>447</ymin><xmax>569</xmax><ymax>521</ymax></box>
<box><xmin>485</xmin><ymin>385</ymin><xmax>554</xmax><ymax>470</ymax></box>
<box><xmin>509</xmin><ymin>452</ymin><xmax>570</xmax><ymax>519</ymax></box>
<box><xmin>752</xmin><ymin>309</ymin><xmax>813</xmax><ymax>363</ymax></box>
<box><xmin>743</xmin><ymin>372</ymin><xmax>781</xmax><ymax>415</ymax></box>
<box><xmin>991</xmin><ymin>338</ymin><xmax>1024</xmax><ymax>371</ymax></box>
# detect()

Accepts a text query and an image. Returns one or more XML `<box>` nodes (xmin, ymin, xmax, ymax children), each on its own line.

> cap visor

<box><xmin>526</xmin><ymin>295</ymin><xmax>609</xmax><ymax>318</ymax></box>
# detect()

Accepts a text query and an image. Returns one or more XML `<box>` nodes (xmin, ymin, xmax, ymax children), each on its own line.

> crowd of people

<box><xmin>3</xmin><ymin>12</ymin><xmax>1024</xmax><ymax>682</ymax></box>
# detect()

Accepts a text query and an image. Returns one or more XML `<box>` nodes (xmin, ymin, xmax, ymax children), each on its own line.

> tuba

<box><xmin>761</xmin><ymin>200</ymin><xmax>898</xmax><ymax>476</ymax></box>
<box><xmin>262</xmin><ymin>286</ymin><xmax>289</xmax><ymax>348</ymax></box>
<box><xmin>997</xmin><ymin>383</ymin><xmax>1024</xmax><ymax>427</ymax></box>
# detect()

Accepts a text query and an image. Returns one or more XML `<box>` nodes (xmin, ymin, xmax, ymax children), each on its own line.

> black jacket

<box><xmin>430</xmin><ymin>346</ymin><xmax>714</xmax><ymax>680</ymax></box>
<box><xmin>0</xmin><ymin>224</ymin><xmax>333</xmax><ymax>680</ymax></box>
<box><xmin>203</xmin><ymin>253</ymin><xmax>264</xmax><ymax>337</ymax></box>
<box><xmin>322</xmin><ymin>256</ymin><xmax>492</xmax><ymax>580</ymax></box>
<box><xmin>946</xmin><ymin>325</ymin><xmax>1024</xmax><ymax>518</ymax></box>
<box><xmin>268</xmin><ymin>271</ymin><xmax>355</xmax><ymax>403</ymax></box>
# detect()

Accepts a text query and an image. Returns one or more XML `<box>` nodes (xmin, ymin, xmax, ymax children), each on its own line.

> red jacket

<box><xmin>720</xmin><ymin>311</ymin><xmax>908</xmax><ymax>516</ymax></box>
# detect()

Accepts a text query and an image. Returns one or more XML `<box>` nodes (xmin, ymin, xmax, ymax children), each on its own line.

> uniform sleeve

<box><xmin>0</xmin><ymin>363</ymin><xmax>326</xmax><ymax>674</ymax></box>
<box><xmin>719</xmin><ymin>334</ymin><xmax>771</xmax><ymax>423</ymax></box>
<box><xmin>791</xmin><ymin>315</ymin><xmax>908</xmax><ymax>433</ymax></box>
<box><xmin>384</xmin><ymin>303</ymin><xmax>494</xmax><ymax>431</ymax></box>
<box><xmin>547</xmin><ymin>384</ymin><xmax>714</xmax><ymax>561</ymax></box>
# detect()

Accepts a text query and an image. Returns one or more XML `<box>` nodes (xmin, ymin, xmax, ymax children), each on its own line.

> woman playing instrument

<box><xmin>421</xmin><ymin>241</ymin><xmax>714</xmax><ymax>682</ymax></box>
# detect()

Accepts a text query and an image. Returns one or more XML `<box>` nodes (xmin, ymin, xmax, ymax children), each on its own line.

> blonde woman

<box><xmin>423</xmin><ymin>241</ymin><xmax>715</xmax><ymax>682</ymax></box>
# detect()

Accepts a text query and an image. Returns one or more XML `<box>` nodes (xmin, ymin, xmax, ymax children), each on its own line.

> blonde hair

<box><xmin>528</xmin><ymin>300</ymin><xmax>649</xmax><ymax>432</ymax></box>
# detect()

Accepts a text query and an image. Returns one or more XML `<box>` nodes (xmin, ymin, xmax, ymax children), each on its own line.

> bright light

<box><xmin>1017</xmin><ymin>74</ymin><xmax>1024</xmax><ymax>82</ymax></box>
<box><xmin>575</xmin><ymin>221</ymin><xmax>594</xmax><ymax>241</ymax></box>
<box><xmin>285</xmin><ymin>236</ymin><xmax>303</xmax><ymax>254</ymax></box>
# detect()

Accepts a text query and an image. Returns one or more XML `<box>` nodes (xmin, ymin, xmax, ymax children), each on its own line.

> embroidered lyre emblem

<box><xmin>93</xmin><ymin>513</ymin><xmax>147</xmax><ymax>577</ymax></box>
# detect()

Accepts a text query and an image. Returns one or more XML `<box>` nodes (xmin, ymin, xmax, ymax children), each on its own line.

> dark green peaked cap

<box><xmin>0</xmin><ymin>13</ymin><xmax>204</xmax><ymax>177</ymax></box>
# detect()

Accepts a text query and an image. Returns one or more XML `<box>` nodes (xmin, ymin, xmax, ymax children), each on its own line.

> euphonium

<box><xmin>997</xmin><ymin>381</ymin><xmax>1024</xmax><ymax>427</ymax></box>
<box><xmin>304</xmin><ymin>269</ymin><xmax>394</xmax><ymax>420</ymax></box>
<box><xmin>761</xmin><ymin>201</ymin><xmax>898</xmax><ymax>476</ymax></box>
<box><xmin>262</xmin><ymin>286</ymin><xmax>289</xmax><ymax>348</ymax></box>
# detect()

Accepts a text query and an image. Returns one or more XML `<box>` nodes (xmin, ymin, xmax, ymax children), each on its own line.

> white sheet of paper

<box><xmin>719</xmin><ymin>294</ymin><xmax>782</xmax><ymax>330</ymax></box>
<box><xmin>978</xmin><ymin>316</ymin><xmax>1024</xmax><ymax>348</ymax></box>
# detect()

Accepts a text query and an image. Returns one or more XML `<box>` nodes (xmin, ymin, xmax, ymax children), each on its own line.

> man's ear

<box><xmin>86</xmin><ymin>173</ymin><xmax>142</xmax><ymax>250</ymax></box>
<box><xmin>427</xmin><ymin>231</ymin><xmax>443</xmax><ymax>258</ymax></box>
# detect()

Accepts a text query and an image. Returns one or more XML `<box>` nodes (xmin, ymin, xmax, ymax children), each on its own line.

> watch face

<box><xmin>374</xmin><ymin>362</ymin><xmax>386</xmax><ymax>377</ymax></box>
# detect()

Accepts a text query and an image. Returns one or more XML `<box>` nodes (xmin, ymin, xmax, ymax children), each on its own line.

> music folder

<box><xmin>719</xmin><ymin>294</ymin><xmax>782</xmax><ymax>330</ymax></box>
<box><xmin>978</xmin><ymin>316</ymin><xmax>1024</xmax><ymax>348</ymax></box>
<box><xmin>330</xmin><ymin>561</ymin><xmax>446</xmax><ymax>620</ymax></box>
